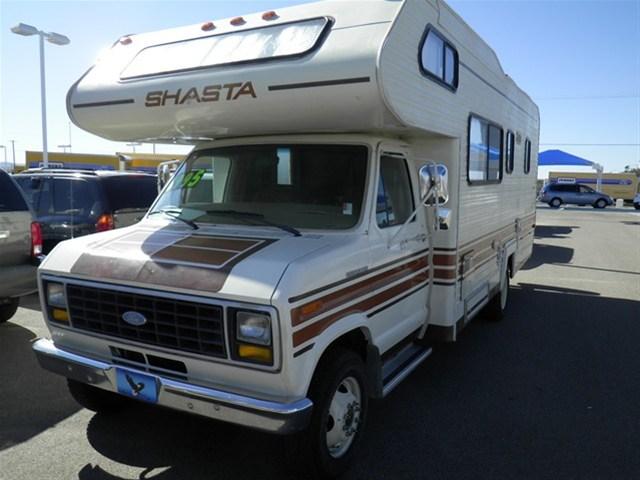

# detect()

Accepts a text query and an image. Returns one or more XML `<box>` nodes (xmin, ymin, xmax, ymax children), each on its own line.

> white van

<box><xmin>34</xmin><ymin>0</ymin><xmax>539</xmax><ymax>476</ymax></box>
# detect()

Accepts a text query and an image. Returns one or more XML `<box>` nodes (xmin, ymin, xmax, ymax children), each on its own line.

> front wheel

<box><xmin>594</xmin><ymin>198</ymin><xmax>607</xmax><ymax>209</ymax></box>
<box><xmin>0</xmin><ymin>298</ymin><xmax>19</xmax><ymax>323</ymax></box>
<box><xmin>287</xmin><ymin>348</ymin><xmax>368</xmax><ymax>478</ymax></box>
<box><xmin>549</xmin><ymin>198</ymin><xmax>562</xmax><ymax>208</ymax></box>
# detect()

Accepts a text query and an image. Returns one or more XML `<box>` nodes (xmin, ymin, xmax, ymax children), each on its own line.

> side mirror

<box><xmin>419</xmin><ymin>164</ymin><xmax>449</xmax><ymax>205</ymax></box>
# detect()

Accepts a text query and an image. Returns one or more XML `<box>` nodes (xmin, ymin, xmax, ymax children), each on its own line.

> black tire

<box><xmin>0</xmin><ymin>298</ymin><xmax>20</xmax><ymax>323</ymax></box>
<box><xmin>549</xmin><ymin>198</ymin><xmax>562</xmax><ymax>208</ymax></box>
<box><xmin>634</xmin><ymin>204</ymin><xmax>640</xmax><ymax>210</ymax></box>
<box><xmin>286</xmin><ymin>347</ymin><xmax>368</xmax><ymax>479</ymax></box>
<box><xmin>484</xmin><ymin>264</ymin><xmax>510</xmax><ymax>321</ymax></box>
<box><xmin>67</xmin><ymin>379</ymin><xmax>128</xmax><ymax>413</ymax></box>
<box><xmin>594</xmin><ymin>198</ymin><xmax>607</xmax><ymax>209</ymax></box>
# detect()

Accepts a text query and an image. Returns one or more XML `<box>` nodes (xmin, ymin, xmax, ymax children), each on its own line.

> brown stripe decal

<box><xmin>291</xmin><ymin>256</ymin><xmax>429</xmax><ymax>327</ymax></box>
<box><xmin>71</xmin><ymin>229</ymin><xmax>274</xmax><ymax>293</ymax></box>
<box><xmin>292</xmin><ymin>270</ymin><xmax>429</xmax><ymax>348</ymax></box>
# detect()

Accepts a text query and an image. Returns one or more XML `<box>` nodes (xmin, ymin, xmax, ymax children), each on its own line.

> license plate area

<box><xmin>115</xmin><ymin>368</ymin><xmax>158</xmax><ymax>403</ymax></box>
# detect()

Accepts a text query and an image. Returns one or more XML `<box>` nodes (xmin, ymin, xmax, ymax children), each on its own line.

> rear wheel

<box><xmin>594</xmin><ymin>198</ymin><xmax>607</xmax><ymax>209</ymax></box>
<box><xmin>287</xmin><ymin>348</ymin><xmax>368</xmax><ymax>479</ymax></box>
<box><xmin>549</xmin><ymin>198</ymin><xmax>562</xmax><ymax>208</ymax></box>
<box><xmin>0</xmin><ymin>298</ymin><xmax>19</xmax><ymax>323</ymax></box>
<box><xmin>67</xmin><ymin>379</ymin><xmax>128</xmax><ymax>413</ymax></box>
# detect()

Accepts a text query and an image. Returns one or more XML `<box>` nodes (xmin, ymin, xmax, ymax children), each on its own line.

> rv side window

<box><xmin>505</xmin><ymin>130</ymin><xmax>515</xmax><ymax>174</ymax></box>
<box><xmin>467</xmin><ymin>116</ymin><xmax>503</xmax><ymax>184</ymax></box>
<box><xmin>376</xmin><ymin>156</ymin><xmax>415</xmax><ymax>228</ymax></box>
<box><xmin>420</xmin><ymin>27</ymin><xmax>458</xmax><ymax>90</ymax></box>
<box><xmin>524</xmin><ymin>138</ymin><xmax>532</xmax><ymax>174</ymax></box>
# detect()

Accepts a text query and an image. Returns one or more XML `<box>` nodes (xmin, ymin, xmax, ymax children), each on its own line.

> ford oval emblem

<box><xmin>122</xmin><ymin>311</ymin><xmax>147</xmax><ymax>327</ymax></box>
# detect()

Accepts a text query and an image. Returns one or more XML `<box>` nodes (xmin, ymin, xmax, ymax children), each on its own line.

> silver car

<box><xmin>539</xmin><ymin>183</ymin><xmax>613</xmax><ymax>209</ymax></box>
<box><xmin>0</xmin><ymin>169</ymin><xmax>41</xmax><ymax>322</ymax></box>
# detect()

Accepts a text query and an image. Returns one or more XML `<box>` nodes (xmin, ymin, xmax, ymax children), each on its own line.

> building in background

<box><xmin>548</xmin><ymin>171</ymin><xmax>638</xmax><ymax>200</ymax></box>
<box><xmin>21</xmin><ymin>151</ymin><xmax>185</xmax><ymax>173</ymax></box>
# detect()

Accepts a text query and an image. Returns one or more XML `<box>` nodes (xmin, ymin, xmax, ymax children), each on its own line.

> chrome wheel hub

<box><xmin>326</xmin><ymin>376</ymin><xmax>362</xmax><ymax>458</ymax></box>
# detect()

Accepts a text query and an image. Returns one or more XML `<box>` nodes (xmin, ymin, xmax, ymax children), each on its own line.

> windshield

<box><xmin>150</xmin><ymin>144</ymin><xmax>368</xmax><ymax>230</ymax></box>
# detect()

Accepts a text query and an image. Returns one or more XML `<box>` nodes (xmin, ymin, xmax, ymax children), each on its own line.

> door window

<box><xmin>376</xmin><ymin>156</ymin><xmax>415</xmax><ymax>228</ymax></box>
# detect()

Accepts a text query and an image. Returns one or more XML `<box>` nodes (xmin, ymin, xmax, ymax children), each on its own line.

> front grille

<box><xmin>67</xmin><ymin>284</ymin><xmax>226</xmax><ymax>358</ymax></box>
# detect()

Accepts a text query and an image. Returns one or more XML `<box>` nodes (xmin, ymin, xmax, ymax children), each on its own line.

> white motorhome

<box><xmin>34</xmin><ymin>0</ymin><xmax>539</xmax><ymax>476</ymax></box>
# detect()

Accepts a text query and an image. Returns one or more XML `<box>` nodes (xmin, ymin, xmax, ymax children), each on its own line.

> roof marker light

<box><xmin>230</xmin><ymin>16</ymin><xmax>245</xmax><ymax>26</ymax></box>
<box><xmin>119</xmin><ymin>36</ymin><xmax>132</xmax><ymax>45</ymax></box>
<box><xmin>201</xmin><ymin>21</ymin><xmax>215</xmax><ymax>31</ymax></box>
<box><xmin>262</xmin><ymin>11</ymin><xmax>279</xmax><ymax>20</ymax></box>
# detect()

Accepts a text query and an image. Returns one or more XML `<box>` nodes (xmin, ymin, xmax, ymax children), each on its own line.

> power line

<box><xmin>535</xmin><ymin>94</ymin><xmax>640</xmax><ymax>100</ymax></box>
<box><xmin>539</xmin><ymin>143</ymin><xmax>640</xmax><ymax>146</ymax></box>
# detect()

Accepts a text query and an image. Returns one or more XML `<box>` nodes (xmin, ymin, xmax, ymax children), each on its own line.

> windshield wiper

<box><xmin>205</xmin><ymin>209</ymin><xmax>301</xmax><ymax>237</ymax></box>
<box><xmin>149</xmin><ymin>208</ymin><xmax>199</xmax><ymax>230</ymax></box>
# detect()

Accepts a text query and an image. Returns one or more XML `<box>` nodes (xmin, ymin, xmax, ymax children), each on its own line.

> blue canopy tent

<box><xmin>538</xmin><ymin>149</ymin><xmax>603</xmax><ymax>190</ymax></box>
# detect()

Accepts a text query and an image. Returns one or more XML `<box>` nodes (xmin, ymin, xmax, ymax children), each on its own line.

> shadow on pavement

<box><xmin>534</xmin><ymin>225</ymin><xmax>578</xmax><ymax>239</ymax></box>
<box><xmin>521</xmin><ymin>243</ymin><xmax>574</xmax><ymax>270</ymax></box>
<box><xmin>0</xmin><ymin>322</ymin><xmax>81</xmax><ymax>451</ymax></box>
<box><xmin>74</xmin><ymin>283</ymin><xmax>640</xmax><ymax>480</ymax></box>
<box><xmin>351</xmin><ymin>282</ymin><xmax>640</xmax><ymax>479</ymax></box>
<box><xmin>81</xmin><ymin>404</ymin><xmax>293</xmax><ymax>480</ymax></box>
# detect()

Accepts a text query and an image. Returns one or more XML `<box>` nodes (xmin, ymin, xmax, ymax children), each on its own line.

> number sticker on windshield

<box><xmin>182</xmin><ymin>169</ymin><xmax>205</xmax><ymax>188</ymax></box>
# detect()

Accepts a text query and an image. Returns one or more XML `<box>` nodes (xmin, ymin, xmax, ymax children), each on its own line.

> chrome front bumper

<box><xmin>33</xmin><ymin>338</ymin><xmax>313</xmax><ymax>434</ymax></box>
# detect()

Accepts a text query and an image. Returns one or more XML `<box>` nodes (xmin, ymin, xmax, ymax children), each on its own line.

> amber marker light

<box><xmin>201</xmin><ymin>21</ymin><xmax>215</xmax><ymax>31</ymax></box>
<box><xmin>238</xmin><ymin>344</ymin><xmax>273</xmax><ymax>363</ymax></box>
<box><xmin>262</xmin><ymin>11</ymin><xmax>279</xmax><ymax>20</ymax></box>
<box><xmin>119</xmin><ymin>36</ymin><xmax>132</xmax><ymax>45</ymax></box>
<box><xmin>52</xmin><ymin>308</ymin><xmax>69</xmax><ymax>323</ymax></box>
<box><xmin>230</xmin><ymin>16</ymin><xmax>246</xmax><ymax>26</ymax></box>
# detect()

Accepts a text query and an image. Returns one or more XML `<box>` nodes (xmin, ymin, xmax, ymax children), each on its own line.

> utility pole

<box><xmin>10</xmin><ymin>140</ymin><xmax>16</xmax><ymax>172</ymax></box>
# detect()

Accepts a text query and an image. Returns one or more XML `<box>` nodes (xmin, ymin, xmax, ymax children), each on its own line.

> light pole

<box><xmin>10</xmin><ymin>23</ymin><xmax>70</xmax><ymax>168</ymax></box>
<box><xmin>10</xmin><ymin>140</ymin><xmax>16</xmax><ymax>172</ymax></box>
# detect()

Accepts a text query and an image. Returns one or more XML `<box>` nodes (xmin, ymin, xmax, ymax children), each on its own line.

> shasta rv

<box><xmin>33</xmin><ymin>0</ymin><xmax>539</xmax><ymax>476</ymax></box>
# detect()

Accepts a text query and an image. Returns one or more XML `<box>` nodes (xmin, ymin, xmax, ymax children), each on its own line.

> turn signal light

<box><xmin>52</xmin><ymin>308</ymin><xmax>69</xmax><ymax>323</ymax></box>
<box><xmin>96</xmin><ymin>214</ymin><xmax>114</xmax><ymax>232</ymax></box>
<box><xmin>31</xmin><ymin>222</ymin><xmax>42</xmax><ymax>258</ymax></box>
<box><xmin>238</xmin><ymin>344</ymin><xmax>273</xmax><ymax>363</ymax></box>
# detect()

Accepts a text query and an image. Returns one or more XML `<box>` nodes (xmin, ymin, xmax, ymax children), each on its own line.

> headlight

<box><xmin>46</xmin><ymin>283</ymin><xmax>67</xmax><ymax>308</ymax></box>
<box><xmin>232</xmin><ymin>310</ymin><xmax>274</xmax><ymax>365</ymax></box>
<box><xmin>236</xmin><ymin>311</ymin><xmax>271</xmax><ymax>346</ymax></box>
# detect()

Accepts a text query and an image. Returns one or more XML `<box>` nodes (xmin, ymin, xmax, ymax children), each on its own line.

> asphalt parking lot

<box><xmin>1</xmin><ymin>205</ymin><xmax>638</xmax><ymax>480</ymax></box>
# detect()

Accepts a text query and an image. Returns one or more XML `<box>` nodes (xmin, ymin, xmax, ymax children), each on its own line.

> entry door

<box><xmin>367</xmin><ymin>152</ymin><xmax>429</xmax><ymax>353</ymax></box>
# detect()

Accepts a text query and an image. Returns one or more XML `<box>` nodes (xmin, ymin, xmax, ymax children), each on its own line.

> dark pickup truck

<box><xmin>0</xmin><ymin>169</ymin><xmax>41</xmax><ymax>322</ymax></box>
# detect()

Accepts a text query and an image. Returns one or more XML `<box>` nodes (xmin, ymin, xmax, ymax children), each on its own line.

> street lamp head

<box><xmin>11</xmin><ymin>23</ymin><xmax>39</xmax><ymax>36</ymax></box>
<box><xmin>45</xmin><ymin>32</ymin><xmax>70</xmax><ymax>46</ymax></box>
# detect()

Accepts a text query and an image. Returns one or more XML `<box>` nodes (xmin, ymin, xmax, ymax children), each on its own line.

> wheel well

<box><xmin>326</xmin><ymin>328</ymin><xmax>368</xmax><ymax>361</ymax></box>
<box><xmin>313</xmin><ymin>328</ymin><xmax>382</xmax><ymax>398</ymax></box>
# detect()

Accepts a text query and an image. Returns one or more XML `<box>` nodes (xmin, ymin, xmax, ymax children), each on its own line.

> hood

<box><xmin>40</xmin><ymin>221</ymin><xmax>330</xmax><ymax>302</ymax></box>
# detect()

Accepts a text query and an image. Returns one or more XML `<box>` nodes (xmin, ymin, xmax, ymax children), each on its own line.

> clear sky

<box><xmin>1</xmin><ymin>0</ymin><xmax>639</xmax><ymax>179</ymax></box>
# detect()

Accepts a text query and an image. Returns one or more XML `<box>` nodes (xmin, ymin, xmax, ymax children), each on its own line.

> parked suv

<box><xmin>13</xmin><ymin>169</ymin><xmax>158</xmax><ymax>254</ymax></box>
<box><xmin>0</xmin><ymin>169</ymin><xmax>42</xmax><ymax>322</ymax></box>
<box><xmin>539</xmin><ymin>183</ymin><xmax>613</xmax><ymax>209</ymax></box>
